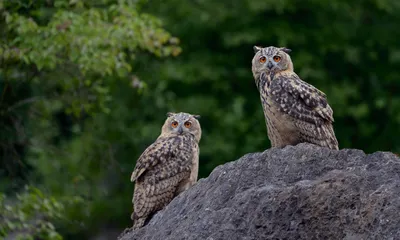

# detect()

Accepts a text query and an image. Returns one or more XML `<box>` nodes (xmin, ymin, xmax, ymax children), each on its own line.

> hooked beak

<box><xmin>267</xmin><ymin>61</ymin><xmax>273</xmax><ymax>70</ymax></box>
<box><xmin>177</xmin><ymin>126</ymin><xmax>183</xmax><ymax>134</ymax></box>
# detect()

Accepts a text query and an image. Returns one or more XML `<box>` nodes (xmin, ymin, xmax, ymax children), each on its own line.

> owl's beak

<box><xmin>177</xmin><ymin>126</ymin><xmax>183</xmax><ymax>134</ymax></box>
<box><xmin>267</xmin><ymin>61</ymin><xmax>273</xmax><ymax>69</ymax></box>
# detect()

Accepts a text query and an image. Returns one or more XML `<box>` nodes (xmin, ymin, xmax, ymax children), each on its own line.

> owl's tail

<box><xmin>320</xmin><ymin>124</ymin><xmax>339</xmax><ymax>150</ymax></box>
<box><xmin>131</xmin><ymin>212</ymin><xmax>146</xmax><ymax>230</ymax></box>
<box><xmin>296</xmin><ymin>121</ymin><xmax>339</xmax><ymax>150</ymax></box>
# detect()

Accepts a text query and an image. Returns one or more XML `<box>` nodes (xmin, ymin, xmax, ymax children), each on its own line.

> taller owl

<box><xmin>251</xmin><ymin>46</ymin><xmax>338</xmax><ymax>150</ymax></box>
<box><xmin>130</xmin><ymin>112</ymin><xmax>202</xmax><ymax>229</ymax></box>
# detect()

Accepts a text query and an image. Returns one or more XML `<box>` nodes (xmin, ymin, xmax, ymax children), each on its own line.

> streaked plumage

<box><xmin>130</xmin><ymin>112</ymin><xmax>201</xmax><ymax>229</ymax></box>
<box><xmin>251</xmin><ymin>46</ymin><xmax>338</xmax><ymax>150</ymax></box>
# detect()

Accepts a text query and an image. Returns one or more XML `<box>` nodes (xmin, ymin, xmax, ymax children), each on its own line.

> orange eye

<box><xmin>259</xmin><ymin>56</ymin><xmax>267</xmax><ymax>63</ymax></box>
<box><xmin>171</xmin><ymin>121</ymin><xmax>178</xmax><ymax>128</ymax></box>
<box><xmin>184</xmin><ymin>121</ymin><xmax>192</xmax><ymax>128</ymax></box>
<box><xmin>273</xmin><ymin>56</ymin><xmax>281</xmax><ymax>62</ymax></box>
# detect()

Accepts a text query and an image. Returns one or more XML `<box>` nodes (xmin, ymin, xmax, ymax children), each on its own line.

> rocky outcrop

<box><xmin>118</xmin><ymin>143</ymin><xmax>400</xmax><ymax>240</ymax></box>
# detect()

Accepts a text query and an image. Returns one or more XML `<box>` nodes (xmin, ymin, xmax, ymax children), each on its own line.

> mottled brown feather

<box><xmin>252</xmin><ymin>46</ymin><xmax>338</xmax><ymax>150</ymax></box>
<box><xmin>268</xmin><ymin>71</ymin><xmax>334</xmax><ymax>125</ymax></box>
<box><xmin>130</xmin><ymin>112</ymin><xmax>201</xmax><ymax>230</ymax></box>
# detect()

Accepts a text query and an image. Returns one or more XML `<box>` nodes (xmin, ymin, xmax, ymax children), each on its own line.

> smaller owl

<box><xmin>251</xmin><ymin>46</ymin><xmax>339</xmax><ymax>150</ymax></box>
<box><xmin>130</xmin><ymin>112</ymin><xmax>202</xmax><ymax>230</ymax></box>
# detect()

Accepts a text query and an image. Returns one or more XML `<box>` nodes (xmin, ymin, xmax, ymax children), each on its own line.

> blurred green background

<box><xmin>1</xmin><ymin>0</ymin><xmax>400</xmax><ymax>239</ymax></box>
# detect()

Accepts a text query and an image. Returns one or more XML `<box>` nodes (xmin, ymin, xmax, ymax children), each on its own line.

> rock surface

<box><xmin>118</xmin><ymin>143</ymin><xmax>400</xmax><ymax>240</ymax></box>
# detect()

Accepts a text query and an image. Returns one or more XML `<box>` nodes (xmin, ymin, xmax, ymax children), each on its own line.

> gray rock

<box><xmin>118</xmin><ymin>143</ymin><xmax>400</xmax><ymax>240</ymax></box>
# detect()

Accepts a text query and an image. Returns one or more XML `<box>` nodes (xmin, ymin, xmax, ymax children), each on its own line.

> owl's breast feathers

<box><xmin>265</xmin><ymin>71</ymin><xmax>334</xmax><ymax>126</ymax></box>
<box><xmin>130</xmin><ymin>135</ymin><xmax>195</xmax><ymax>183</ymax></box>
<box><xmin>258</xmin><ymin>72</ymin><xmax>275</xmax><ymax>92</ymax></box>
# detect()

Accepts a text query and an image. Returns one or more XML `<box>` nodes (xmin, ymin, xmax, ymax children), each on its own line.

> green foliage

<box><xmin>143</xmin><ymin>0</ymin><xmax>400</xmax><ymax>155</ymax></box>
<box><xmin>1</xmin><ymin>0</ymin><xmax>181</xmax><ymax>238</ymax></box>
<box><xmin>0</xmin><ymin>186</ymin><xmax>77</xmax><ymax>240</ymax></box>
<box><xmin>1</xmin><ymin>0</ymin><xmax>400</xmax><ymax>239</ymax></box>
<box><xmin>1</xmin><ymin>0</ymin><xmax>180</xmax><ymax>116</ymax></box>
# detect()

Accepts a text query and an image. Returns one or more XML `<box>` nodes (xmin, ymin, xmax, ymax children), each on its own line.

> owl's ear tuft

<box><xmin>280</xmin><ymin>47</ymin><xmax>292</xmax><ymax>54</ymax></box>
<box><xmin>192</xmin><ymin>115</ymin><xmax>201</xmax><ymax>120</ymax></box>
<box><xmin>166</xmin><ymin>112</ymin><xmax>175</xmax><ymax>117</ymax></box>
<box><xmin>253</xmin><ymin>46</ymin><xmax>262</xmax><ymax>53</ymax></box>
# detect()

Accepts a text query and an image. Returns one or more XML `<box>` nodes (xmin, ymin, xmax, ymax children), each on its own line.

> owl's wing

<box><xmin>130</xmin><ymin>136</ymin><xmax>192</xmax><ymax>182</ymax></box>
<box><xmin>269</xmin><ymin>72</ymin><xmax>334</xmax><ymax>125</ymax></box>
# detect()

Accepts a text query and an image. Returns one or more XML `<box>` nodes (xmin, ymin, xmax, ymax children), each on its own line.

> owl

<box><xmin>251</xmin><ymin>46</ymin><xmax>339</xmax><ymax>150</ymax></box>
<box><xmin>130</xmin><ymin>112</ymin><xmax>202</xmax><ymax>229</ymax></box>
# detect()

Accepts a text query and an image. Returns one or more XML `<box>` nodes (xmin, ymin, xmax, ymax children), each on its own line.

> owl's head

<box><xmin>251</xmin><ymin>46</ymin><xmax>293</xmax><ymax>79</ymax></box>
<box><xmin>161</xmin><ymin>112</ymin><xmax>202</xmax><ymax>142</ymax></box>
